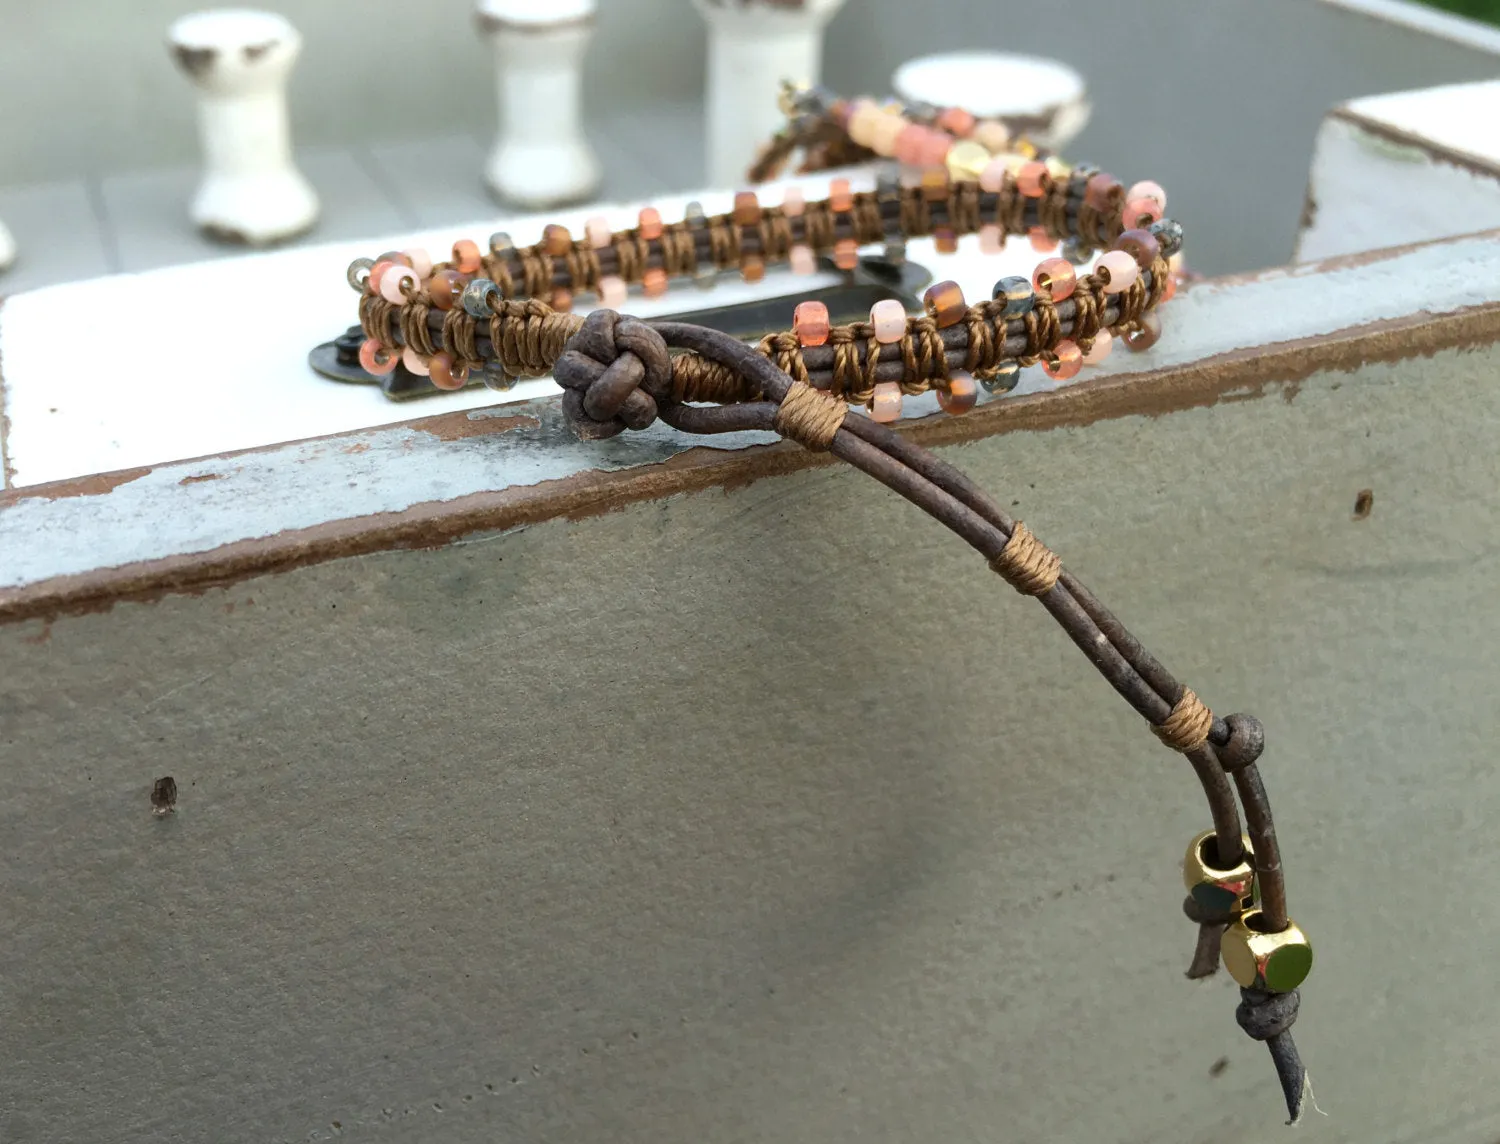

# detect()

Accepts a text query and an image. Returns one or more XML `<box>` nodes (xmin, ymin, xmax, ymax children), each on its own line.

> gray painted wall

<box><xmin>0</xmin><ymin>0</ymin><xmax>1498</xmax><ymax>273</ymax></box>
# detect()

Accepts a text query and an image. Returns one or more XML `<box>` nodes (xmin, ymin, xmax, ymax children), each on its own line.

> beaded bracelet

<box><xmin>343</xmin><ymin>108</ymin><xmax>1313</xmax><ymax>1125</ymax></box>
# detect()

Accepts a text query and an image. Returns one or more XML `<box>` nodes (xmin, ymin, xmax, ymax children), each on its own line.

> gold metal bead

<box><xmin>1183</xmin><ymin>830</ymin><xmax>1256</xmax><ymax>915</ymax></box>
<box><xmin>945</xmin><ymin>140</ymin><xmax>991</xmax><ymax>183</ymax></box>
<box><xmin>1221</xmin><ymin>909</ymin><xmax>1313</xmax><ymax>992</ymax></box>
<box><xmin>1043</xmin><ymin>155</ymin><xmax>1073</xmax><ymax>181</ymax></box>
<box><xmin>1014</xmin><ymin>138</ymin><xmax>1040</xmax><ymax>159</ymax></box>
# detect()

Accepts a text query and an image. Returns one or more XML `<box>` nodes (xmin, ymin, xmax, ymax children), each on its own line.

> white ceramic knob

<box><xmin>477</xmin><ymin>0</ymin><xmax>601</xmax><ymax>209</ymax></box>
<box><xmin>0</xmin><ymin>216</ymin><xmax>15</xmax><ymax>274</ymax></box>
<box><xmin>693</xmin><ymin>0</ymin><xmax>849</xmax><ymax>188</ymax></box>
<box><xmin>893</xmin><ymin>51</ymin><xmax>1092</xmax><ymax>153</ymax></box>
<box><xmin>167</xmin><ymin>9</ymin><xmax>320</xmax><ymax>245</ymax></box>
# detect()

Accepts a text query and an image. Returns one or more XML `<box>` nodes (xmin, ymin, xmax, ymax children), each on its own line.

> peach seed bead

<box><xmin>782</xmin><ymin>187</ymin><xmax>806</xmax><ymax>217</ymax></box>
<box><xmin>829</xmin><ymin>178</ymin><xmax>853</xmax><ymax>213</ymax></box>
<box><xmin>937</xmin><ymin>373</ymin><xmax>978</xmax><ymax>414</ymax></box>
<box><xmin>1033</xmin><ymin>257</ymin><xmax>1076</xmax><ymax>301</ymax></box>
<box><xmin>1096</xmin><ymin>250</ymin><xmax>1140</xmax><ymax>293</ymax></box>
<box><xmin>733</xmin><ymin>191</ymin><xmax>760</xmax><ymax>227</ymax></box>
<box><xmin>452</xmin><ymin>239</ymin><xmax>482</xmax><ymax>274</ymax></box>
<box><xmin>1016</xmin><ymin>160</ymin><xmax>1048</xmax><ymax>198</ymax></box>
<box><xmin>870</xmin><ymin>298</ymin><xmax>907</xmax><ymax>343</ymax></box>
<box><xmin>404</xmin><ymin>248</ymin><xmax>433</xmax><ymax>279</ymax></box>
<box><xmin>741</xmin><ymin>256</ymin><xmax>766</xmax><ymax>284</ymax></box>
<box><xmin>848</xmin><ymin>99</ymin><xmax>882</xmax><ymax>147</ymax></box>
<box><xmin>870</xmin><ymin>381</ymin><xmax>903</xmax><ymax>423</ymax></box>
<box><xmin>834</xmin><ymin>238</ymin><xmax>859</xmax><ymax>271</ymax></box>
<box><xmin>979</xmin><ymin>224</ymin><xmax>1003</xmax><ymax>255</ymax></box>
<box><xmin>597</xmin><ymin>274</ymin><xmax>627</xmax><ymax>308</ymax></box>
<box><xmin>550</xmin><ymin>288</ymin><xmax>574</xmax><ymax>313</ymax></box>
<box><xmin>643</xmin><ymin>267</ymin><xmax>669</xmax><ymax>296</ymax></box>
<box><xmin>428</xmin><ymin>351</ymin><xmax>468</xmax><ymax>391</ymax></box>
<box><xmin>379</xmin><ymin>263</ymin><xmax>419</xmax><ymax>304</ymax></box>
<box><xmin>980</xmin><ymin>124</ymin><xmax>1013</xmax><ymax>155</ymax></box>
<box><xmin>1043</xmin><ymin>340</ymin><xmax>1083</xmax><ymax>381</ymax></box>
<box><xmin>1127</xmin><ymin>180</ymin><xmax>1167</xmax><ymax>211</ymax></box>
<box><xmin>979</xmin><ymin>157</ymin><xmax>1010</xmax><ymax>193</ymax></box>
<box><xmin>894</xmin><ymin>123</ymin><xmax>926</xmax><ymax>165</ymax></box>
<box><xmin>402</xmin><ymin>346</ymin><xmax>430</xmax><ymax>376</ymax></box>
<box><xmin>923</xmin><ymin>280</ymin><xmax>967</xmax><ymax>328</ymax></box>
<box><xmin>542</xmin><ymin>224</ymin><xmax>573</xmax><ymax>256</ymax></box>
<box><xmin>790</xmin><ymin>244</ymin><xmax>817</xmax><ymax>275</ymax></box>
<box><xmin>586</xmin><ymin>216</ymin><xmax>613</xmax><ymax>249</ymax></box>
<box><xmin>937</xmin><ymin>106</ymin><xmax>976</xmax><ymax>137</ymax></box>
<box><xmin>367</xmin><ymin>259</ymin><xmax>395</xmax><ymax>294</ymax></box>
<box><xmin>638</xmin><ymin>207</ymin><xmax>663</xmax><ymax>241</ymax></box>
<box><xmin>794</xmin><ymin>300</ymin><xmax>831</xmax><ymax>347</ymax></box>
<box><xmin>358</xmin><ymin>338</ymin><xmax>398</xmax><ymax>376</ymax></box>
<box><xmin>428</xmin><ymin>269</ymin><xmax>466</xmax><ymax>311</ymax></box>
<box><xmin>1083</xmin><ymin>329</ymin><xmax>1114</xmax><ymax>365</ymax></box>
<box><xmin>1029</xmin><ymin>227</ymin><xmax>1056</xmax><ymax>254</ymax></box>
<box><xmin>919</xmin><ymin>128</ymin><xmax>952</xmax><ymax>169</ymax></box>
<box><xmin>1122</xmin><ymin>196</ymin><xmax>1163</xmax><ymax>230</ymax></box>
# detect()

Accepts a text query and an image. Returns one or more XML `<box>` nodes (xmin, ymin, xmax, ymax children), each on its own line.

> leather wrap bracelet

<box><xmin>341</xmin><ymin>90</ymin><xmax>1314</xmax><ymax>1125</ymax></box>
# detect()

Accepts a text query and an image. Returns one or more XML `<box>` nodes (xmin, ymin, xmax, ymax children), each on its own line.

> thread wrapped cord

<box><xmin>486</xmin><ymin>308</ymin><xmax>1307</xmax><ymax>1126</ymax></box>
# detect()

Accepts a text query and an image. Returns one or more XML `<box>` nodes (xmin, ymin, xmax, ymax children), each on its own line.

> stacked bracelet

<box><xmin>343</xmin><ymin>94</ymin><xmax>1312</xmax><ymax>1125</ymax></box>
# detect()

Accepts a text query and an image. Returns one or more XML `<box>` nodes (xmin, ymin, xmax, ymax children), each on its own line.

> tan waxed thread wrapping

<box><xmin>989</xmin><ymin>522</ymin><xmax>1062</xmax><ymax>596</ymax></box>
<box><xmin>1154</xmin><ymin>688</ymin><xmax>1215</xmax><ymax>753</ymax></box>
<box><xmin>773</xmin><ymin>381</ymin><xmax>846</xmax><ymax>450</ymax></box>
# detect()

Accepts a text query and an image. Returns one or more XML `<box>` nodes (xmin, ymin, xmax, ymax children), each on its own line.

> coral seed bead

<box><xmin>1122</xmin><ymin>196</ymin><xmax>1164</xmax><ymax>230</ymax></box>
<box><xmin>1033</xmin><ymin>258</ymin><xmax>1077</xmax><ymax>301</ymax></box>
<box><xmin>1043</xmin><ymin>340</ymin><xmax>1084</xmax><ymax>381</ymax></box>
<box><xmin>1127</xmin><ymin>180</ymin><xmax>1167</xmax><ymax>211</ymax></box>
<box><xmin>451</xmin><ymin>239</ymin><xmax>482</xmax><ymax>274</ymax></box>
<box><xmin>358</xmin><ymin>339</ymin><xmax>398</xmax><ymax>376</ymax></box>
<box><xmin>428</xmin><ymin>351</ymin><xmax>468</xmax><ymax>391</ymax></box>
<box><xmin>794</xmin><ymin>300</ymin><xmax>831</xmax><ymax>347</ymax></box>
<box><xmin>1017</xmin><ymin>161</ymin><xmax>1048</xmax><ymax>197</ymax></box>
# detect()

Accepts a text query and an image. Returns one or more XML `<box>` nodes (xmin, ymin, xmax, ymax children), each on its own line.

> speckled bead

<box><xmin>1043</xmin><ymin>340</ymin><xmax>1083</xmax><ymax>381</ymax></box>
<box><xmin>488</xmin><ymin>231</ymin><xmax>514</xmax><ymax>257</ymax></box>
<box><xmin>1083</xmin><ymin>329</ymin><xmax>1114</xmax><ymax>365</ymax></box>
<box><xmin>937</xmin><ymin>372</ymin><xmax>978</xmax><ymax>414</ymax></box>
<box><xmin>1114</xmin><ymin>228</ymin><xmax>1161</xmax><ymax>269</ymax></box>
<box><xmin>379</xmin><ymin>263</ymin><xmax>419</xmax><ymax>304</ymax></box>
<box><xmin>428</xmin><ymin>269</ymin><xmax>466</xmax><ymax>311</ymax></box>
<box><xmin>358</xmin><ymin>338</ymin><xmax>398</xmax><ymax>376</ymax></box>
<box><xmin>542</xmin><ymin>224</ymin><xmax>573</xmax><ymax>257</ymax></box>
<box><xmin>451</xmin><ymin>239</ymin><xmax>482</xmax><ymax>274</ymax></box>
<box><xmin>461</xmin><ymin>277</ymin><xmax>501</xmax><ymax>319</ymax></box>
<box><xmin>870</xmin><ymin>298</ymin><xmax>907</xmax><ymax>343</ymax></box>
<box><xmin>401</xmin><ymin>346</ymin><xmax>429</xmax><ymax>376</ymax></box>
<box><xmin>870</xmin><ymin>381</ymin><xmax>903</xmax><ymax>423</ymax></box>
<box><xmin>428</xmin><ymin>351</ymin><xmax>468</xmax><ymax>391</ymax></box>
<box><xmin>1033</xmin><ymin>258</ymin><xmax>1076</xmax><ymax>301</ymax></box>
<box><xmin>1096</xmin><ymin>250</ymin><xmax>1140</xmax><ymax>294</ymax></box>
<box><xmin>1060</xmin><ymin>238</ymin><xmax>1095</xmax><ymax>266</ymax></box>
<box><xmin>1123</xmin><ymin>311</ymin><xmax>1163</xmax><ymax>351</ymax></box>
<box><xmin>481</xmin><ymin>364</ymin><xmax>517</xmax><ymax>392</ymax></box>
<box><xmin>794</xmin><ymin>300</ymin><xmax>831</xmax><ymax>347</ymax></box>
<box><xmin>923</xmin><ymin>280</ymin><xmax>967</xmax><ymax>328</ymax></box>
<box><xmin>993</xmin><ymin>276</ymin><xmax>1034</xmax><ymax>317</ymax></box>
<box><xmin>346</xmin><ymin>257</ymin><xmax>374</xmax><ymax>293</ymax></box>
<box><xmin>1149</xmin><ymin>218</ymin><xmax>1185</xmax><ymax>257</ymax></box>
<box><xmin>981</xmin><ymin>361</ymin><xmax>1022</xmax><ymax>394</ymax></box>
<box><xmin>638</xmin><ymin>207</ymin><xmax>664</xmax><ymax>242</ymax></box>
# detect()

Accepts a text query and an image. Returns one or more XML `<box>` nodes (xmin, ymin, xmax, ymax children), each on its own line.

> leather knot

<box><xmin>1220</xmin><ymin>713</ymin><xmax>1266</xmax><ymax>773</ymax></box>
<box><xmin>1236</xmin><ymin>986</ymin><xmax>1300</xmax><ymax>1041</ymax></box>
<box><xmin>553</xmin><ymin>309</ymin><xmax>673</xmax><ymax>440</ymax></box>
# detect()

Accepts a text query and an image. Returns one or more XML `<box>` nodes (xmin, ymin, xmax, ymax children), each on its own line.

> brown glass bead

<box><xmin>542</xmin><ymin>224</ymin><xmax>573</xmax><ymax>256</ymax></box>
<box><xmin>1123</xmin><ymin>311</ymin><xmax>1163</xmax><ymax>351</ymax></box>
<box><xmin>741</xmin><ymin>256</ymin><xmax>766</xmax><ymax>284</ymax></box>
<box><xmin>451</xmin><ymin>239</ymin><xmax>482</xmax><ymax>274</ymax></box>
<box><xmin>1085</xmin><ymin>173</ymin><xmax>1123</xmax><ymax>212</ymax></box>
<box><xmin>428</xmin><ymin>351</ymin><xmax>469</xmax><ymax>391</ymax></box>
<box><xmin>934</xmin><ymin>227</ymin><xmax>958</xmax><ymax>254</ymax></box>
<box><xmin>937</xmin><ymin>372</ymin><xmax>978</xmax><ymax>415</ymax></box>
<box><xmin>643</xmin><ymin>267</ymin><xmax>669</xmax><ymax>297</ymax></box>
<box><xmin>833</xmin><ymin>239</ymin><xmax>858</xmax><ymax>271</ymax></box>
<box><xmin>1114</xmin><ymin>228</ymin><xmax>1161</xmax><ymax>269</ymax></box>
<box><xmin>920</xmin><ymin>170</ymin><xmax>947</xmax><ymax>203</ymax></box>
<box><xmin>733</xmin><ymin>191</ymin><xmax>760</xmax><ymax>227</ymax></box>
<box><xmin>428</xmin><ymin>269</ymin><xmax>466</xmax><ymax>311</ymax></box>
<box><xmin>923</xmin><ymin>280</ymin><xmax>967</xmax><ymax>328</ymax></box>
<box><xmin>550</xmin><ymin>288</ymin><xmax>574</xmax><ymax>312</ymax></box>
